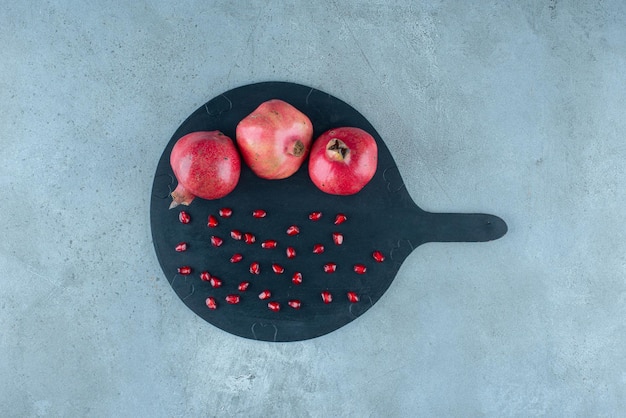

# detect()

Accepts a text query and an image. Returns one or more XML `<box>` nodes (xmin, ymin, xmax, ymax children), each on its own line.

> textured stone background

<box><xmin>2</xmin><ymin>1</ymin><xmax>625</xmax><ymax>416</ymax></box>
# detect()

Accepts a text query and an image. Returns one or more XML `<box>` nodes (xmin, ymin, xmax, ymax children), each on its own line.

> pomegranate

<box><xmin>236</xmin><ymin>99</ymin><xmax>313</xmax><ymax>179</ymax></box>
<box><xmin>308</xmin><ymin>127</ymin><xmax>378</xmax><ymax>195</ymax></box>
<box><xmin>169</xmin><ymin>131</ymin><xmax>241</xmax><ymax>208</ymax></box>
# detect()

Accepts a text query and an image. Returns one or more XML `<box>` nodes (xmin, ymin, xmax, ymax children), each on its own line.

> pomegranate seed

<box><xmin>286</xmin><ymin>225</ymin><xmax>300</xmax><ymax>236</ymax></box>
<box><xmin>175</xmin><ymin>242</ymin><xmax>187</xmax><ymax>252</ymax></box>
<box><xmin>206</xmin><ymin>297</ymin><xmax>217</xmax><ymax>310</ymax></box>
<box><xmin>292</xmin><ymin>272</ymin><xmax>303</xmax><ymax>285</ymax></box>
<box><xmin>207</xmin><ymin>214</ymin><xmax>218</xmax><ymax>227</ymax></box>
<box><xmin>372</xmin><ymin>250</ymin><xmax>385</xmax><ymax>263</ymax></box>
<box><xmin>179</xmin><ymin>211</ymin><xmax>191</xmax><ymax>224</ymax></box>
<box><xmin>177</xmin><ymin>266</ymin><xmax>192</xmax><ymax>275</ymax></box>
<box><xmin>244</xmin><ymin>233</ymin><xmax>256</xmax><ymax>244</ymax></box>
<box><xmin>209</xmin><ymin>276</ymin><xmax>222</xmax><ymax>288</ymax></box>
<box><xmin>250</xmin><ymin>262</ymin><xmax>260</xmax><ymax>274</ymax></box>
<box><xmin>238</xmin><ymin>281</ymin><xmax>250</xmax><ymax>291</ymax></box>
<box><xmin>323</xmin><ymin>263</ymin><xmax>337</xmax><ymax>273</ymax></box>
<box><xmin>288</xmin><ymin>300</ymin><xmax>301</xmax><ymax>309</ymax></box>
<box><xmin>286</xmin><ymin>246</ymin><xmax>296</xmax><ymax>259</ymax></box>
<box><xmin>230</xmin><ymin>253</ymin><xmax>243</xmax><ymax>263</ymax></box>
<box><xmin>252</xmin><ymin>209</ymin><xmax>267</xmax><ymax>218</ymax></box>
<box><xmin>211</xmin><ymin>236</ymin><xmax>223</xmax><ymax>247</ymax></box>
<box><xmin>334</xmin><ymin>213</ymin><xmax>347</xmax><ymax>225</ymax></box>
<box><xmin>332</xmin><ymin>232</ymin><xmax>343</xmax><ymax>245</ymax></box>
<box><xmin>272</xmin><ymin>264</ymin><xmax>285</xmax><ymax>274</ymax></box>
<box><xmin>225</xmin><ymin>294</ymin><xmax>240</xmax><ymax>304</ymax></box>
<box><xmin>230</xmin><ymin>230</ymin><xmax>243</xmax><ymax>240</ymax></box>
<box><xmin>261</xmin><ymin>239</ymin><xmax>278</xmax><ymax>249</ymax></box>
<box><xmin>347</xmin><ymin>291</ymin><xmax>359</xmax><ymax>303</ymax></box>
<box><xmin>219</xmin><ymin>208</ymin><xmax>233</xmax><ymax>217</ymax></box>
<box><xmin>313</xmin><ymin>244</ymin><xmax>324</xmax><ymax>254</ymax></box>
<box><xmin>258</xmin><ymin>290</ymin><xmax>271</xmax><ymax>300</ymax></box>
<box><xmin>200</xmin><ymin>271</ymin><xmax>211</xmax><ymax>281</ymax></box>
<box><xmin>309</xmin><ymin>211</ymin><xmax>322</xmax><ymax>221</ymax></box>
<box><xmin>353</xmin><ymin>264</ymin><xmax>367</xmax><ymax>274</ymax></box>
<box><xmin>268</xmin><ymin>301</ymin><xmax>280</xmax><ymax>312</ymax></box>
<box><xmin>321</xmin><ymin>291</ymin><xmax>332</xmax><ymax>304</ymax></box>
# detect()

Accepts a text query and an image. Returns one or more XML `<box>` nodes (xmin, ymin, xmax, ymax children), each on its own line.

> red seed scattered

<box><xmin>206</xmin><ymin>297</ymin><xmax>217</xmax><ymax>310</ymax></box>
<box><xmin>250</xmin><ymin>262</ymin><xmax>260</xmax><ymax>274</ymax></box>
<box><xmin>175</xmin><ymin>242</ymin><xmax>187</xmax><ymax>252</ymax></box>
<box><xmin>292</xmin><ymin>272</ymin><xmax>303</xmax><ymax>285</ymax></box>
<box><xmin>177</xmin><ymin>266</ymin><xmax>192</xmax><ymax>275</ymax></box>
<box><xmin>230</xmin><ymin>230</ymin><xmax>243</xmax><ymax>240</ymax></box>
<box><xmin>334</xmin><ymin>213</ymin><xmax>347</xmax><ymax>225</ymax></box>
<box><xmin>179</xmin><ymin>211</ymin><xmax>191</xmax><ymax>224</ymax></box>
<box><xmin>313</xmin><ymin>244</ymin><xmax>325</xmax><ymax>254</ymax></box>
<box><xmin>332</xmin><ymin>232</ymin><xmax>344</xmax><ymax>245</ymax></box>
<box><xmin>261</xmin><ymin>239</ymin><xmax>278</xmax><ymax>249</ymax></box>
<box><xmin>309</xmin><ymin>211</ymin><xmax>322</xmax><ymax>221</ymax></box>
<box><xmin>258</xmin><ymin>290</ymin><xmax>271</xmax><ymax>300</ymax></box>
<box><xmin>288</xmin><ymin>300</ymin><xmax>301</xmax><ymax>309</ymax></box>
<box><xmin>323</xmin><ymin>263</ymin><xmax>337</xmax><ymax>273</ymax></box>
<box><xmin>207</xmin><ymin>214</ymin><xmax>218</xmax><ymax>227</ymax></box>
<box><xmin>272</xmin><ymin>264</ymin><xmax>285</xmax><ymax>274</ymax></box>
<box><xmin>268</xmin><ymin>301</ymin><xmax>280</xmax><ymax>312</ymax></box>
<box><xmin>321</xmin><ymin>291</ymin><xmax>333</xmax><ymax>304</ymax></box>
<box><xmin>286</xmin><ymin>246</ymin><xmax>296</xmax><ymax>259</ymax></box>
<box><xmin>211</xmin><ymin>236</ymin><xmax>223</xmax><ymax>247</ymax></box>
<box><xmin>353</xmin><ymin>264</ymin><xmax>367</xmax><ymax>274</ymax></box>
<box><xmin>372</xmin><ymin>250</ymin><xmax>385</xmax><ymax>263</ymax></box>
<box><xmin>209</xmin><ymin>276</ymin><xmax>222</xmax><ymax>288</ymax></box>
<box><xmin>244</xmin><ymin>233</ymin><xmax>256</xmax><ymax>244</ymax></box>
<box><xmin>252</xmin><ymin>209</ymin><xmax>267</xmax><ymax>218</ymax></box>
<box><xmin>219</xmin><ymin>208</ymin><xmax>233</xmax><ymax>218</ymax></box>
<box><xmin>230</xmin><ymin>253</ymin><xmax>243</xmax><ymax>263</ymax></box>
<box><xmin>286</xmin><ymin>225</ymin><xmax>300</xmax><ymax>236</ymax></box>
<box><xmin>347</xmin><ymin>291</ymin><xmax>359</xmax><ymax>303</ymax></box>
<box><xmin>238</xmin><ymin>281</ymin><xmax>250</xmax><ymax>291</ymax></box>
<box><xmin>225</xmin><ymin>294</ymin><xmax>240</xmax><ymax>304</ymax></box>
<box><xmin>200</xmin><ymin>271</ymin><xmax>211</xmax><ymax>281</ymax></box>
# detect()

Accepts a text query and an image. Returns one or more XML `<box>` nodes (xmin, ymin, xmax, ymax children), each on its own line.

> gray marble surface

<box><xmin>2</xmin><ymin>1</ymin><xmax>625</xmax><ymax>416</ymax></box>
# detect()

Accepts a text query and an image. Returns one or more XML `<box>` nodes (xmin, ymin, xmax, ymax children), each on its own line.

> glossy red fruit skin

<box><xmin>230</xmin><ymin>230</ymin><xmax>243</xmax><ymax>240</ymax></box>
<box><xmin>211</xmin><ymin>236</ymin><xmax>223</xmax><ymax>247</ymax></box>
<box><xmin>175</xmin><ymin>242</ymin><xmax>187</xmax><ymax>252</ymax></box>
<box><xmin>272</xmin><ymin>264</ymin><xmax>285</xmax><ymax>274</ymax></box>
<box><xmin>372</xmin><ymin>250</ymin><xmax>385</xmax><ymax>263</ymax></box>
<box><xmin>258</xmin><ymin>290</ymin><xmax>271</xmax><ymax>300</ymax></box>
<box><xmin>219</xmin><ymin>207</ymin><xmax>233</xmax><ymax>217</ymax></box>
<box><xmin>179</xmin><ymin>211</ymin><xmax>191</xmax><ymax>224</ymax></box>
<box><xmin>250</xmin><ymin>262</ymin><xmax>260</xmax><ymax>274</ymax></box>
<box><xmin>177</xmin><ymin>266</ymin><xmax>192</xmax><ymax>275</ymax></box>
<box><xmin>268</xmin><ymin>301</ymin><xmax>281</xmax><ymax>312</ymax></box>
<box><xmin>170</xmin><ymin>131</ymin><xmax>240</xmax><ymax>207</ymax></box>
<box><xmin>353</xmin><ymin>264</ymin><xmax>367</xmax><ymax>274</ymax></box>
<box><xmin>286</xmin><ymin>225</ymin><xmax>300</xmax><ymax>236</ymax></box>
<box><xmin>236</xmin><ymin>99</ymin><xmax>313</xmax><ymax>180</ymax></box>
<box><xmin>288</xmin><ymin>300</ymin><xmax>301</xmax><ymax>309</ymax></box>
<box><xmin>244</xmin><ymin>233</ymin><xmax>256</xmax><ymax>244</ymax></box>
<box><xmin>332</xmin><ymin>232</ymin><xmax>343</xmax><ymax>245</ymax></box>
<box><xmin>286</xmin><ymin>247</ymin><xmax>296</xmax><ymax>259</ymax></box>
<box><xmin>321</xmin><ymin>291</ymin><xmax>332</xmax><ymax>304</ymax></box>
<box><xmin>209</xmin><ymin>276</ymin><xmax>222</xmax><ymax>288</ymax></box>
<box><xmin>238</xmin><ymin>281</ymin><xmax>250</xmax><ymax>291</ymax></box>
<box><xmin>292</xmin><ymin>272</ymin><xmax>303</xmax><ymax>285</ymax></box>
<box><xmin>309</xmin><ymin>211</ymin><xmax>322</xmax><ymax>221</ymax></box>
<box><xmin>347</xmin><ymin>291</ymin><xmax>359</xmax><ymax>303</ymax></box>
<box><xmin>230</xmin><ymin>253</ymin><xmax>243</xmax><ymax>263</ymax></box>
<box><xmin>323</xmin><ymin>263</ymin><xmax>337</xmax><ymax>273</ymax></box>
<box><xmin>308</xmin><ymin>127</ymin><xmax>378</xmax><ymax>195</ymax></box>
<box><xmin>252</xmin><ymin>209</ymin><xmax>267</xmax><ymax>218</ymax></box>
<box><xmin>200</xmin><ymin>271</ymin><xmax>211</xmax><ymax>281</ymax></box>
<box><xmin>225</xmin><ymin>294</ymin><xmax>240</xmax><ymax>304</ymax></box>
<box><xmin>334</xmin><ymin>213</ymin><xmax>347</xmax><ymax>225</ymax></box>
<box><xmin>206</xmin><ymin>297</ymin><xmax>217</xmax><ymax>310</ymax></box>
<box><xmin>261</xmin><ymin>240</ymin><xmax>278</xmax><ymax>249</ymax></box>
<box><xmin>207</xmin><ymin>214</ymin><xmax>218</xmax><ymax>227</ymax></box>
<box><xmin>313</xmin><ymin>244</ymin><xmax>324</xmax><ymax>254</ymax></box>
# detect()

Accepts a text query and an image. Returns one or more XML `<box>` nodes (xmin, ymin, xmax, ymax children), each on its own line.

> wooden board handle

<box><xmin>418</xmin><ymin>212</ymin><xmax>508</xmax><ymax>244</ymax></box>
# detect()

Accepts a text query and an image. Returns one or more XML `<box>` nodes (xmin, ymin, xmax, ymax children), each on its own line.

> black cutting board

<box><xmin>150</xmin><ymin>81</ymin><xmax>507</xmax><ymax>342</ymax></box>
